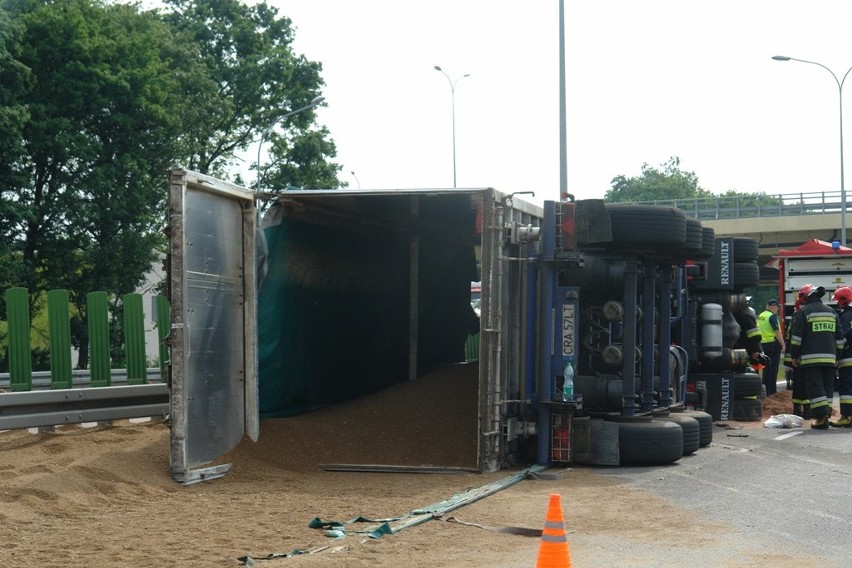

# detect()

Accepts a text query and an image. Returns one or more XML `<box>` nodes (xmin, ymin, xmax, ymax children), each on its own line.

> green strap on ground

<box><xmin>237</xmin><ymin>464</ymin><xmax>548</xmax><ymax>564</ymax></box>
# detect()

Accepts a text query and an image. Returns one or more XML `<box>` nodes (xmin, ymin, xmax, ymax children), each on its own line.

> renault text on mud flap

<box><xmin>720</xmin><ymin>374</ymin><xmax>730</xmax><ymax>420</ymax></box>
<box><xmin>719</xmin><ymin>240</ymin><xmax>730</xmax><ymax>286</ymax></box>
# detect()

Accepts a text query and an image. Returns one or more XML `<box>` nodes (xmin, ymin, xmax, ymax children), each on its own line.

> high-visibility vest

<box><xmin>757</xmin><ymin>310</ymin><xmax>778</xmax><ymax>343</ymax></box>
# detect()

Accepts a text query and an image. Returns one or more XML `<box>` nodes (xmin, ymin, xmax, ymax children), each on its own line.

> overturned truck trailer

<box><xmin>165</xmin><ymin>168</ymin><xmax>739</xmax><ymax>484</ymax></box>
<box><xmin>165</xmin><ymin>168</ymin><xmax>542</xmax><ymax>484</ymax></box>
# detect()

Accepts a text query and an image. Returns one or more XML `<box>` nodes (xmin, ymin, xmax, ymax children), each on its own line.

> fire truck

<box><xmin>767</xmin><ymin>239</ymin><xmax>852</xmax><ymax>325</ymax></box>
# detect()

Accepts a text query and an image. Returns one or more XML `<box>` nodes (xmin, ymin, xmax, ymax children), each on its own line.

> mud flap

<box><xmin>570</xmin><ymin>416</ymin><xmax>619</xmax><ymax>465</ymax></box>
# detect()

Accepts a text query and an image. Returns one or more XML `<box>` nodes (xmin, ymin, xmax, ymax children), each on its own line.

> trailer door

<box><xmin>167</xmin><ymin>168</ymin><xmax>258</xmax><ymax>484</ymax></box>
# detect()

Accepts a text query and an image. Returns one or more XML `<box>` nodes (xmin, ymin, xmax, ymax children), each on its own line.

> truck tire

<box><xmin>671</xmin><ymin>407</ymin><xmax>713</xmax><ymax>447</ymax></box>
<box><xmin>655</xmin><ymin>413</ymin><xmax>700</xmax><ymax>455</ymax></box>
<box><xmin>731</xmin><ymin>399</ymin><xmax>762</xmax><ymax>421</ymax></box>
<box><xmin>732</xmin><ymin>372</ymin><xmax>762</xmax><ymax>399</ymax></box>
<box><xmin>610</xmin><ymin>416</ymin><xmax>683</xmax><ymax>465</ymax></box>
<box><xmin>700</xmin><ymin>227</ymin><xmax>716</xmax><ymax>259</ymax></box>
<box><xmin>733</xmin><ymin>262</ymin><xmax>760</xmax><ymax>289</ymax></box>
<box><xmin>671</xmin><ymin>218</ymin><xmax>704</xmax><ymax>260</ymax></box>
<box><xmin>603</xmin><ymin>204</ymin><xmax>687</xmax><ymax>249</ymax></box>
<box><xmin>733</xmin><ymin>237</ymin><xmax>759</xmax><ymax>262</ymax></box>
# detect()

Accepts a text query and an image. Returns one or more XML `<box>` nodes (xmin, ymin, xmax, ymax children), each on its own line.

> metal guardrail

<box><xmin>0</xmin><ymin>369</ymin><xmax>167</xmax><ymax>430</ymax></box>
<box><xmin>0</xmin><ymin>383</ymin><xmax>168</xmax><ymax>430</ymax></box>
<box><xmin>631</xmin><ymin>190</ymin><xmax>844</xmax><ymax>221</ymax></box>
<box><xmin>0</xmin><ymin>368</ymin><xmax>163</xmax><ymax>390</ymax></box>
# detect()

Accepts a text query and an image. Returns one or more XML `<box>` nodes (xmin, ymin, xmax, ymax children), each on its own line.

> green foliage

<box><xmin>747</xmin><ymin>286</ymin><xmax>778</xmax><ymax>313</ymax></box>
<box><xmin>0</xmin><ymin>0</ymin><xmax>197</xmax><ymax>365</ymax></box>
<box><xmin>264</xmin><ymin>125</ymin><xmax>342</xmax><ymax>190</ymax></box>
<box><xmin>604</xmin><ymin>157</ymin><xmax>787</xmax><ymax>222</ymax></box>
<box><xmin>0</xmin><ymin>0</ymin><xmax>342</xmax><ymax>368</ymax></box>
<box><xmin>716</xmin><ymin>189</ymin><xmax>784</xmax><ymax>209</ymax></box>
<box><xmin>160</xmin><ymin>0</ymin><xmax>342</xmax><ymax>189</ymax></box>
<box><xmin>605</xmin><ymin>156</ymin><xmax>711</xmax><ymax>203</ymax></box>
<box><xmin>0</xmin><ymin>6</ymin><xmax>32</xmax><ymax>300</ymax></box>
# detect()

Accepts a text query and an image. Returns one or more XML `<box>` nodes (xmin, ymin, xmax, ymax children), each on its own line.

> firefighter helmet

<box><xmin>833</xmin><ymin>286</ymin><xmax>852</xmax><ymax>308</ymax></box>
<box><xmin>799</xmin><ymin>283</ymin><xmax>825</xmax><ymax>299</ymax></box>
<box><xmin>799</xmin><ymin>284</ymin><xmax>815</xmax><ymax>299</ymax></box>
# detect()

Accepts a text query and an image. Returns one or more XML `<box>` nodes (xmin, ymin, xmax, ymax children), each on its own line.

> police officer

<box><xmin>830</xmin><ymin>286</ymin><xmax>852</xmax><ymax>427</ymax></box>
<box><xmin>758</xmin><ymin>299</ymin><xmax>785</xmax><ymax>396</ymax></box>
<box><xmin>789</xmin><ymin>284</ymin><xmax>845</xmax><ymax>429</ymax></box>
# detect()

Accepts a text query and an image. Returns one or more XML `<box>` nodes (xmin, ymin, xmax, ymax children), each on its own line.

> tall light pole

<box><xmin>773</xmin><ymin>55</ymin><xmax>852</xmax><ymax>245</ymax></box>
<box><xmin>350</xmin><ymin>170</ymin><xmax>361</xmax><ymax>189</ymax></box>
<box><xmin>559</xmin><ymin>0</ymin><xmax>567</xmax><ymax>199</ymax></box>
<box><xmin>256</xmin><ymin>95</ymin><xmax>325</xmax><ymax>190</ymax></box>
<box><xmin>434</xmin><ymin>66</ymin><xmax>470</xmax><ymax>187</ymax></box>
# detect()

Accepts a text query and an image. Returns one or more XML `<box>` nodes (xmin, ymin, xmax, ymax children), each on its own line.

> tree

<box><xmin>715</xmin><ymin>189</ymin><xmax>784</xmax><ymax>211</ymax></box>
<box><xmin>263</xmin><ymin>126</ymin><xmax>342</xmax><ymax>190</ymax></box>
<box><xmin>605</xmin><ymin>156</ymin><xmax>711</xmax><ymax>203</ymax></box>
<box><xmin>160</xmin><ymin>0</ymin><xmax>342</xmax><ymax>189</ymax></box>
<box><xmin>0</xmin><ymin>0</ymin><xmax>345</xmax><ymax>369</ymax></box>
<box><xmin>0</xmin><ymin>0</ymin><xmax>204</xmax><ymax>367</ymax></box>
<box><xmin>0</xmin><ymin>7</ymin><xmax>32</xmax><ymax>298</ymax></box>
<box><xmin>604</xmin><ymin>156</ymin><xmax>785</xmax><ymax>220</ymax></box>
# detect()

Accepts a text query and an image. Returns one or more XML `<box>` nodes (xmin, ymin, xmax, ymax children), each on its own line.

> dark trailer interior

<box><xmin>256</xmin><ymin>189</ymin><xmax>481</xmax><ymax>416</ymax></box>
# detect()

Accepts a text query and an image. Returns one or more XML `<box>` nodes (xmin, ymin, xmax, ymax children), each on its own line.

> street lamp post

<box><xmin>434</xmin><ymin>66</ymin><xmax>470</xmax><ymax>187</ymax></box>
<box><xmin>255</xmin><ymin>95</ymin><xmax>325</xmax><ymax>191</ymax></box>
<box><xmin>773</xmin><ymin>55</ymin><xmax>852</xmax><ymax>245</ymax></box>
<box><xmin>350</xmin><ymin>170</ymin><xmax>361</xmax><ymax>189</ymax></box>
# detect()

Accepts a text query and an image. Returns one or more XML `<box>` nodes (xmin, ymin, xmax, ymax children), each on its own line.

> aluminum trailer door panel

<box><xmin>167</xmin><ymin>168</ymin><xmax>258</xmax><ymax>484</ymax></box>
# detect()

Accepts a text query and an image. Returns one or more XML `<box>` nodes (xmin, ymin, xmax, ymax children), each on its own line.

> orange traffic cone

<box><xmin>534</xmin><ymin>493</ymin><xmax>572</xmax><ymax>568</ymax></box>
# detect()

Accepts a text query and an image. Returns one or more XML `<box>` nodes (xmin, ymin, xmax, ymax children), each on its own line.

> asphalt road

<box><xmin>592</xmin><ymin>414</ymin><xmax>852</xmax><ymax>564</ymax></box>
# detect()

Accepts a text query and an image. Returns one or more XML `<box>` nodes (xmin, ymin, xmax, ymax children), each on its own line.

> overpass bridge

<box><xmin>631</xmin><ymin>190</ymin><xmax>847</xmax><ymax>284</ymax></box>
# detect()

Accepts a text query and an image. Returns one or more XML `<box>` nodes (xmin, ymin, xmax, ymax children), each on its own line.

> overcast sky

<box><xmin>263</xmin><ymin>1</ymin><xmax>852</xmax><ymax>206</ymax></box>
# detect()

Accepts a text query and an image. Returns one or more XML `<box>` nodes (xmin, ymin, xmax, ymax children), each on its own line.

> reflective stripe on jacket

<box><xmin>789</xmin><ymin>299</ymin><xmax>844</xmax><ymax>367</ymax></box>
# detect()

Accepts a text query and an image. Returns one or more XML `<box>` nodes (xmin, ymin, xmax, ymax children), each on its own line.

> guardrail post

<box><xmin>88</xmin><ymin>291</ymin><xmax>111</xmax><ymax>387</ymax></box>
<box><xmin>123</xmin><ymin>293</ymin><xmax>146</xmax><ymax>385</ymax></box>
<box><xmin>47</xmin><ymin>289</ymin><xmax>73</xmax><ymax>389</ymax></box>
<box><xmin>6</xmin><ymin>287</ymin><xmax>32</xmax><ymax>392</ymax></box>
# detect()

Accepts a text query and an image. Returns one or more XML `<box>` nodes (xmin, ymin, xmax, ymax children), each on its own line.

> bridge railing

<box><xmin>631</xmin><ymin>190</ymin><xmax>845</xmax><ymax>221</ymax></box>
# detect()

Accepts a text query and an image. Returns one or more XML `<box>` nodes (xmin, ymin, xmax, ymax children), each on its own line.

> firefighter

<box><xmin>734</xmin><ymin>306</ymin><xmax>769</xmax><ymax>369</ymax></box>
<box><xmin>784</xmin><ymin>293</ymin><xmax>810</xmax><ymax>418</ymax></box>
<box><xmin>789</xmin><ymin>284</ymin><xmax>845</xmax><ymax>429</ymax></box>
<box><xmin>757</xmin><ymin>299</ymin><xmax>785</xmax><ymax>396</ymax></box>
<box><xmin>830</xmin><ymin>286</ymin><xmax>852</xmax><ymax>427</ymax></box>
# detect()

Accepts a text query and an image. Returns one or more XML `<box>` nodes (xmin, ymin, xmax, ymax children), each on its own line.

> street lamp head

<box><xmin>256</xmin><ymin>94</ymin><xmax>326</xmax><ymax>191</ymax></box>
<box><xmin>433</xmin><ymin>65</ymin><xmax>471</xmax><ymax>187</ymax></box>
<box><xmin>773</xmin><ymin>54</ymin><xmax>849</xmax><ymax>245</ymax></box>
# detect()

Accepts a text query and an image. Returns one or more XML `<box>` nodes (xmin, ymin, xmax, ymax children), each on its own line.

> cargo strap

<box><xmin>438</xmin><ymin>515</ymin><xmax>542</xmax><ymax>537</ymax></box>
<box><xmin>236</xmin><ymin>464</ymin><xmax>548</xmax><ymax>565</ymax></box>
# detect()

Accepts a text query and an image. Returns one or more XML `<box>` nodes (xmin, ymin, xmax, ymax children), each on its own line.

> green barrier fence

<box><xmin>465</xmin><ymin>333</ymin><xmax>480</xmax><ymax>363</ymax></box>
<box><xmin>2</xmin><ymin>288</ymin><xmax>169</xmax><ymax>391</ymax></box>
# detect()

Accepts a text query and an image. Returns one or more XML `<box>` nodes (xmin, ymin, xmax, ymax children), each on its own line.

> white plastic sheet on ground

<box><xmin>763</xmin><ymin>414</ymin><xmax>804</xmax><ymax>428</ymax></box>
